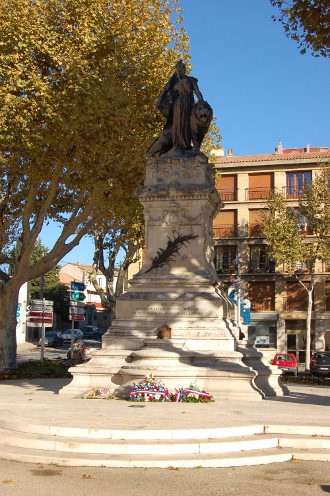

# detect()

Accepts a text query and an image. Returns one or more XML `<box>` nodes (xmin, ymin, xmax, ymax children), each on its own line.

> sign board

<box><xmin>30</xmin><ymin>299</ymin><xmax>54</xmax><ymax>307</ymax></box>
<box><xmin>27</xmin><ymin>305</ymin><xmax>53</xmax><ymax>313</ymax></box>
<box><xmin>69</xmin><ymin>315</ymin><xmax>85</xmax><ymax>321</ymax></box>
<box><xmin>28</xmin><ymin>311</ymin><xmax>53</xmax><ymax>318</ymax></box>
<box><xmin>28</xmin><ymin>322</ymin><xmax>53</xmax><ymax>328</ymax></box>
<box><xmin>70</xmin><ymin>301</ymin><xmax>85</xmax><ymax>308</ymax></box>
<box><xmin>27</xmin><ymin>317</ymin><xmax>53</xmax><ymax>324</ymax></box>
<box><xmin>69</xmin><ymin>307</ymin><xmax>85</xmax><ymax>316</ymax></box>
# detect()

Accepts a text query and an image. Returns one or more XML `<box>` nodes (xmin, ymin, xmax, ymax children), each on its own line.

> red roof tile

<box><xmin>216</xmin><ymin>151</ymin><xmax>330</xmax><ymax>164</ymax></box>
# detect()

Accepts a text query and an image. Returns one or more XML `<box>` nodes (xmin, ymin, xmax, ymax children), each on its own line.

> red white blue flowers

<box><xmin>129</xmin><ymin>375</ymin><xmax>213</xmax><ymax>403</ymax></box>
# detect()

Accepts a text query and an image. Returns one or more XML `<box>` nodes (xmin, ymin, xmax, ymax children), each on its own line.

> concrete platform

<box><xmin>0</xmin><ymin>379</ymin><xmax>329</xmax><ymax>468</ymax></box>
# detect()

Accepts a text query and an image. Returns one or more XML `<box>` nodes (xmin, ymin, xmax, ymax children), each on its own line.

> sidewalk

<box><xmin>0</xmin><ymin>378</ymin><xmax>329</xmax><ymax>432</ymax></box>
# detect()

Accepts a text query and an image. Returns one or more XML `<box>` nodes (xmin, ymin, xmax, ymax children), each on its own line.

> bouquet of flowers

<box><xmin>171</xmin><ymin>383</ymin><xmax>213</xmax><ymax>403</ymax></box>
<box><xmin>129</xmin><ymin>374</ymin><xmax>170</xmax><ymax>402</ymax></box>
<box><xmin>83</xmin><ymin>387</ymin><xmax>114</xmax><ymax>399</ymax></box>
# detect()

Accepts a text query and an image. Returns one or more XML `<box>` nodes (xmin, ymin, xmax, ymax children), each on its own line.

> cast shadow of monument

<box><xmin>111</xmin><ymin>321</ymin><xmax>282</xmax><ymax>398</ymax></box>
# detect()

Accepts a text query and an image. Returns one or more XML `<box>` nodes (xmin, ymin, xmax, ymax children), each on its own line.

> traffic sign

<box><xmin>69</xmin><ymin>307</ymin><xmax>85</xmax><ymax>316</ymax></box>
<box><xmin>70</xmin><ymin>301</ymin><xmax>85</xmax><ymax>308</ymax></box>
<box><xmin>28</xmin><ymin>317</ymin><xmax>53</xmax><ymax>324</ymax></box>
<box><xmin>16</xmin><ymin>304</ymin><xmax>21</xmax><ymax>318</ymax></box>
<box><xmin>28</xmin><ymin>321</ymin><xmax>53</xmax><ymax>328</ymax></box>
<box><xmin>69</xmin><ymin>315</ymin><xmax>85</xmax><ymax>321</ymax></box>
<box><xmin>27</xmin><ymin>305</ymin><xmax>53</xmax><ymax>312</ymax></box>
<box><xmin>28</xmin><ymin>311</ymin><xmax>53</xmax><ymax>318</ymax></box>
<box><xmin>30</xmin><ymin>299</ymin><xmax>54</xmax><ymax>307</ymax></box>
<box><xmin>70</xmin><ymin>282</ymin><xmax>86</xmax><ymax>301</ymax></box>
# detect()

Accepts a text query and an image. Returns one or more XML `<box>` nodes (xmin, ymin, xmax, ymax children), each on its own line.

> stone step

<box><xmin>279</xmin><ymin>434</ymin><xmax>330</xmax><ymax>450</ymax></box>
<box><xmin>0</xmin><ymin>421</ymin><xmax>265</xmax><ymax>439</ymax></box>
<box><xmin>292</xmin><ymin>449</ymin><xmax>330</xmax><ymax>462</ymax></box>
<box><xmin>0</xmin><ymin>428</ymin><xmax>279</xmax><ymax>455</ymax></box>
<box><xmin>265</xmin><ymin>424</ymin><xmax>330</xmax><ymax>437</ymax></box>
<box><xmin>0</xmin><ymin>444</ymin><xmax>293</xmax><ymax>468</ymax></box>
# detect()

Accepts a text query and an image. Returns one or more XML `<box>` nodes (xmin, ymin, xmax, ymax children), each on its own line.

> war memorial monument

<box><xmin>61</xmin><ymin>61</ymin><xmax>285</xmax><ymax>398</ymax></box>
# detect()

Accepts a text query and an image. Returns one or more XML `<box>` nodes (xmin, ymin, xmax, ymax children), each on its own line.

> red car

<box><xmin>272</xmin><ymin>353</ymin><xmax>298</xmax><ymax>376</ymax></box>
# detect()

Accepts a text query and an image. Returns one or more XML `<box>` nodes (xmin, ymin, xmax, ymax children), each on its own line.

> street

<box><xmin>16</xmin><ymin>343</ymin><xmax>69</xmax><ymax>363</ymax></box>
<box><xmin>0</xmin><ymin>459</ymin><xmax>329</xmax><ymax>496</ymax></box>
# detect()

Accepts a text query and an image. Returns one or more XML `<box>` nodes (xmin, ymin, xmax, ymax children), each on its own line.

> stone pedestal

<box><xmin>61</xmin><ymin>153</ymin><xmax>285</xmax><ymax>398</ymax></box>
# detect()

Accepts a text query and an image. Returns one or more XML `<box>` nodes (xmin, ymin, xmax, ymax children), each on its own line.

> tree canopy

<box><xmin>270</xmin><ymin>0</ymin><xmax>330</xmax><ymax>57</ymax></box>
<box><xmin>0</xmin><ymin>0</ymin><xmax>190</xmax><ymax>370</ymax></box>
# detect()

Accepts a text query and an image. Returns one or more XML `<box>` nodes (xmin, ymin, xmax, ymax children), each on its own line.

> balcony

<box><xmin>213</xmin><ymin>225</ymin><xmax>238</xmax><ymax>238</ymax></box>
<box><xmin>248</xmin><ymin>263</ymin><xmax>275</xmax><ymax>274</ymax></box>
<box><xmin>218</xmin><ymin>189</ymin><xmax>237</xmax><ymax>201</ymax></box>
<box><xmin>282</xmin><ymin>186</ymin><xmax>304</xmax><ymax>199</ymax></box>
<box><xmin>246</xmin><ymin>188</ymin><xmax>273</xmax><ymax>201</ymax></box>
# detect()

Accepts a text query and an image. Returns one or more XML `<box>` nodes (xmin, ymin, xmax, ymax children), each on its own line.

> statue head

<box><xmin>175</xmin><ymin>60</ymin><xmax>186</xmax><ymax>79</ymax></box>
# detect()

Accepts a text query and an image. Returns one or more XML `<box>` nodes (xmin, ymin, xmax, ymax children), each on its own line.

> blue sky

<box><xmin>41</xmin><ymin>0</ymin><xmax>330</xmax><ymax>266</ymax></box>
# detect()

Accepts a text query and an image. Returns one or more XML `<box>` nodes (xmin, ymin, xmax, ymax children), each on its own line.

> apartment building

<box><xmin>213</xmin><ymin>143</ymin><xmax>330</xmax><ymax>362</ymax></box>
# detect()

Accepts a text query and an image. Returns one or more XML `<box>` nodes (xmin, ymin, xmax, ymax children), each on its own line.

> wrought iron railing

<box><xmin>245</xmin><ymin>188</ymin><xmax>274</xmax><ymax>200</ymax></box>
<box><xmin>218</xmin><ymin>189</ymin><xmax>237</xmax><ymax>201</ymax></box>
<box><xmin>213</xmin><ymin>225</ymin><xmax>238</xmax><ymax>238</ymax></box>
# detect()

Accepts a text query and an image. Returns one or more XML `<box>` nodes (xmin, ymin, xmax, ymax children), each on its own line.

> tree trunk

<box><xmin>0</xmin><ymin>286</ymin><xmax>19</xmax><ymax>371</ymax></box>
<box><xmin>305</xmin><ymin>289</ymin><xmax>313</xmax><ymax>372</ymax></box>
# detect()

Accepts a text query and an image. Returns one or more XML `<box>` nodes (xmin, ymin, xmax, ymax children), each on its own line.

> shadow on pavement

<box><xmin>266</xmin><ymin>389</ymin><xmax>330</xmax><ymax>407</ymax></box>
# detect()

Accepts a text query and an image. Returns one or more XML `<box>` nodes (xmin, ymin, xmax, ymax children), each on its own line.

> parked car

<box><xmin>61</xmin><ymin>329</ymin><xmax>84</xmax><ymax>343</ymax></box>
<box><xmin>311</xmin><ymin>351</ymin><xmax>330</xmax><ymax>377</ymax></box>
<box><xmin>82</xmin><ymin>326</ymin><xmax>101</xmax><ymax>339</ymax></box>
<box><xmin>272</xmin><ymin>353</ymin><xmax>298</xmax><ymax>376</ymax></box>
<box><xmin>38</xmin><ymin>331</ymin><xmax>63</xmax><ymax>347</ymax></box>
<box><xmin>67</xmin><ymin>339</ymin><xmax>101</xmax><ymax>362</ymax></box>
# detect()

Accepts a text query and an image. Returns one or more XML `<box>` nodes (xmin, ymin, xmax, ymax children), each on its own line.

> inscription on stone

<box><xmin>134</xmin><ymin>305</ymin><xmax>200</xmax><ymax>317</ymax></box>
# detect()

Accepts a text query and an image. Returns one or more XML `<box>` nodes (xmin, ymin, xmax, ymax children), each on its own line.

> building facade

<box><xmin>213</xmin><ymin>143</ymin><xmax>330</xmax><ymax>362</ymax></box>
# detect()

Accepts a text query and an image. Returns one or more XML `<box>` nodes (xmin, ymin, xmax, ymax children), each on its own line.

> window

<box><xmin>248</xmin><ymin>323</ymin><xmax>277</xmax><ymax>348</ymax></box>
<box><xmin>248</xmin><ymin>173</ymin><xmax>273</xmax><ymax>200</ymax></box>
<box><xmin>286</xmin><ymin>171</ymin><xmax>312</xmax><ymax>199</ymax></box>
<box><xmin>323</xmin><ymin>261</ymin><xmax>330</xmax><ymax>273</ymax></box>
<box><xmin>97</xmin><ymin>276</ymin><xmax>103</xmax><ymax>288</ymax></box>
<box><xmin>213</xmin><ymin>210</ymin><xmax>237</xmax><ymax>237</ymax></box>
<box><xmin>291</xmin><ymin>208</ymin><xmax>312</xmax><ymax>234</ymax></box>
<box><xmin>214</xmin><ymin>245</ymin><xmax>237</xmax><ymax>274</ymax></box>
<box><xmin>217</xmin><ymin>175</ymin><xmax>237</xmax><ymax>201</ymax></box>
<box><xmin>286</xmin><ymin>282</ymin><xmax>314</xmax><ymax>311</ymax></box>
<box><xmin>326</xmin><ymin>281</ymin><xmax>330</xmax><ymax>311</ymax></box>
<box><xmin>249</xmin><ymin>209</ymin><xmax>266</xmax><ymax>236</ymax></box>
<box><xmin>248</xmin><ymin>281</ymin><xmax>275</xmax><ymax>311</ymax></box>
<box><xmin>249</xmin><ymin>245</ymin><xmax>275</xmax><ymax>273</ymax></box>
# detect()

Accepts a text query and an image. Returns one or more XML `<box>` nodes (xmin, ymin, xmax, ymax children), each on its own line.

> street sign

<box><xmin>30</xmin><ymin>299</ymin><xmax>54</xmax><ymax>307</ymax></box>
<box><xmin>69</xmin><ymin>315</ymin><xmax>85</xmax><ymax>321</ymax></box>
<box><xmin>27</xmin><ymin>305</ymin><xmax>53</xmax><ymax>312</ymax></box>
<box><xmin>69</xmin><ymin>301</ymin><xmax>85</xmax><ymax>308</ymax></box>
<box><xmin>28</xmin><ymin>318</ymin><xmax>53</xmax><ymax>324</ymax></box>
<box><xmin>16</xmin><ymin>304</ymin><xmax>21</xmax><ymax>318</ymax></box>
<box><xmin>28</xmin><ymin>311</ymin><xmax>53</xmax><ymax>318</ymax></box>
<box><xmin>70</xmin><ymin>281</ymin><xmax>86</xmax><ymax>301</ymax></box>
<box><xmin>28</xmin><ymin>322</ymin><xmax>52</xmax><ymax>328</ymax></box>
<box><xmin>69</xmin><ymin>307</ymin><xmax>85</xmax><ymax>316</ymax></box>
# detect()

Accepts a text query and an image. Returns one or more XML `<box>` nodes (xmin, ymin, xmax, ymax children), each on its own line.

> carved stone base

<box><xmin>60</xmin><ymin>155</ymin><xmax>286</xmax><ymax>399</ymax></box>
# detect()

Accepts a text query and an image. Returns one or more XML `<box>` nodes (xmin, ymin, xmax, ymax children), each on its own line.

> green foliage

<box><xmin>261</xmin><ymin>164</ymin><xmax>330</xmax><ymax>272</ymax></box>
<box><xmin>0</xmin><ymin>0</ymin><xmax>190</xmax><ymax>288</ymax></box>
<box><xmin>270</xmin><ymin>0</ymin><xmax>330</xmax><ymax>57</ymax></box>
<box><xmin>200</xmin><ymin>116</ymin><xmax>223</xmax><ymax>163</ymax></box>
<box><xmin>0</xmin><ymin>360</ymin><xmax>71</xmax><ymax>380</ymax></box>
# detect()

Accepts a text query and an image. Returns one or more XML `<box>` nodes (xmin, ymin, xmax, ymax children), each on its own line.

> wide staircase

<box><xmin>0</xmin><ymin>421</ymin><xmax>329</xmax><ymax>468</ymax></box>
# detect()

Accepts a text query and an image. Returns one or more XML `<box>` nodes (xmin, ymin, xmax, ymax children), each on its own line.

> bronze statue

<box><xmin>147</xmin><ymin>61</ymin><xmax>213</xmax><ymax>157</ymax></box>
